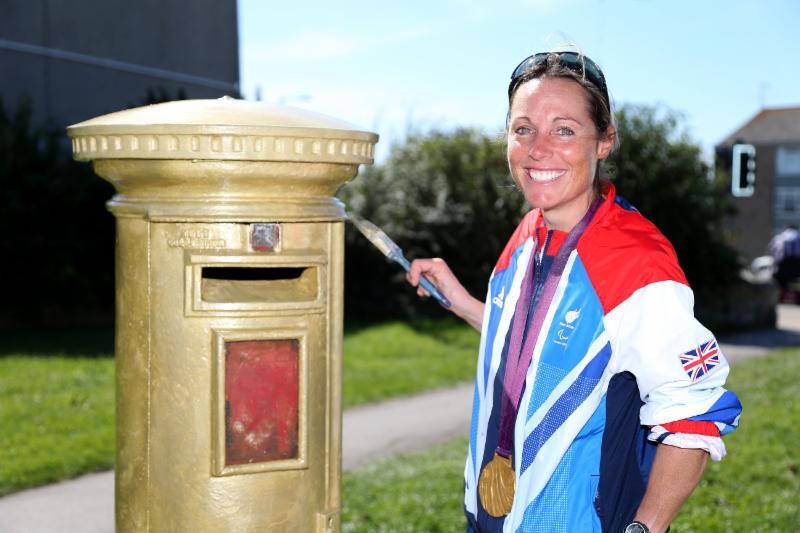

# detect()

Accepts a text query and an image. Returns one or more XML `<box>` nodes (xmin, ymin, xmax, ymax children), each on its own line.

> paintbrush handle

<box><xmin>394</xmin><ymin>255</ymin><xmax>452</xmax><ymax>308</ymax></box>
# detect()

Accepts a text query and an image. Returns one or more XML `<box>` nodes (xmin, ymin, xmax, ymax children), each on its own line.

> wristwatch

<box><xmin>623</xmin><ymin>521</ymin><xmax>650</xmax><ymax>533</ymax></box>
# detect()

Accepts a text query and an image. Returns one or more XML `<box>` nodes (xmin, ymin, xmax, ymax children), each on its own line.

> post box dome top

<box><xmin>68</xmin><ymin>97</ymin><xmax>378</xmax><ymax>165</ymax></box>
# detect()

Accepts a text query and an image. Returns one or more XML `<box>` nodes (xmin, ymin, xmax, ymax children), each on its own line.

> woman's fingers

<box><xmin>408</xmin><ymin>258</ymin><xmax>457</xmax><ymax>304</ymax></box>
<box><xmin>405</xmin><ymin>257</ymin><xmax>485</xmax><ymax>329</ymax></box>
<box><xmin>407</xmin><ymin>258</ymin><xmax>437</xmax><ymax>286</ymax></box>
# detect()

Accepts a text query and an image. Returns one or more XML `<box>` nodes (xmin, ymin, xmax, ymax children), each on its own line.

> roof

<box><xmin>719</xmin><ymin>106</ymin><xmax>800</xmax><ymax>147</ymax></box>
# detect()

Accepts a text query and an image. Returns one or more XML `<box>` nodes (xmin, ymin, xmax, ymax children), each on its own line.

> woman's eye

<box><xmin>514</xmin><ymin>126</ymin><xmax>532</xmax><ymax>135</ymax></box>
<box><xmin>556</xmin><ymin>127</ymin><xmax>574</xmax><ymax>136</ymax></box>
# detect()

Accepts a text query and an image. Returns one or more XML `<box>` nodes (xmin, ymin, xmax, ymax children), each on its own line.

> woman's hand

<box><xmin>406</xmin><ymin>258</ymin><xmax>485</xmax><ymax>331</ymax></box>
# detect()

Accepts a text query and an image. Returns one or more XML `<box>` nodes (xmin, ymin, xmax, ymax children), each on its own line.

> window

<box><xmin>777</xmin><ymin>146</ymin><xmax>800</xmax><ymax>176</ymax></box>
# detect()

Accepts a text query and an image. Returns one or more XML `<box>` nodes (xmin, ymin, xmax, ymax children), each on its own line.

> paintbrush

<box><xmin>347</xmin><ymin>212</ymin><xmax>451</xmax><ymax>308</ymax></box>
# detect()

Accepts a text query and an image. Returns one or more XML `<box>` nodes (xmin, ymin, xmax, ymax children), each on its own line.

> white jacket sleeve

<box><xmin>604</xmin><ymin>280</ymin><xmax>742</xmax><ymax>460</ymax></box>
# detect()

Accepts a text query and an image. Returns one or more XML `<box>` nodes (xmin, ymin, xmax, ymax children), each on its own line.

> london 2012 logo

<box><xmin>554</xmin><ymin>308</ymin><xmax>581</xmax><ymax>347</ymax></box>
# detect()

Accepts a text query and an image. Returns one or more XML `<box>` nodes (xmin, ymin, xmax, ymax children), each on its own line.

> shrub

<box><xmin>0</xmin><ymin>98</ymin><xmax>116</xmax><ymax>326</ymax></box>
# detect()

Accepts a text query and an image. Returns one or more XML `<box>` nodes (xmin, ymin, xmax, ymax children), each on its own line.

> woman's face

<box><xmin>507</xmin><ymin>76</ymin><xmax>614</xmax><ymax>231</ymax></box>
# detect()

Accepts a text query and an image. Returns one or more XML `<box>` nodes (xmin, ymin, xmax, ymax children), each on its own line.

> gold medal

<box><xmin>478</xmin><ymin>452</ymin><xmax>515</xmax><ymax>517</ymax></box>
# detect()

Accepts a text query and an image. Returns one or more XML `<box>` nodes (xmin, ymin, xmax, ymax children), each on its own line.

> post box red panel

<box><xmin>225</xmin><ymin>339</ymin><xmax>299</xmax><ymax>465</ymax></box>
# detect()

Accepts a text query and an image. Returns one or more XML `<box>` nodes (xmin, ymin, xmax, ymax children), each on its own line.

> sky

<box><xmin>238</xmin><ymin>0</ymin><xmax>800</xmax><ymax>163</ymax></box>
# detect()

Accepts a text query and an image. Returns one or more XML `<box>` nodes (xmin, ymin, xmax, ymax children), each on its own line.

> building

<box><xmin>0</xmin><ymin>0</ymin><xmax>239</xmax><ymax>130</ymax></box>
<box><xmin>0</xmin><ymin>1</ymin><xmax>239</xmax><ymax>327</ymax></box>
<box><xmin>717</xmin><ymin>107</ymin><xmax>800</xmax><ymax>260</ymax></box>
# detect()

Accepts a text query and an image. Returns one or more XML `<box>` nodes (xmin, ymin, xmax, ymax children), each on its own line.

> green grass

<box><xmin>0</xmin><ymin>319</ymin><xmax>478</xmax><ymax>495</ymax></box>
<box><xmin>343</xmin><ymin>319</ymin><xmax>479</xmax><ymax>408</ymax></box>
<box><xmin>342</xmin><ymin>348</ymin><xmax>800</xmax><ymax>532</ymax></box>
<box><xmin>671</xmin><ymin>347</ymin><xmax>800</xmax><ymax>532</ymax></box>
<box><xmin>0</xmin><ymin>356</ymin><xmax>115</xmax><ymax>496</ymax></box>
<box><xmin>342</xmin><ymin>438</ymin><xmax>469</xmax><ymax>533</ymax></box>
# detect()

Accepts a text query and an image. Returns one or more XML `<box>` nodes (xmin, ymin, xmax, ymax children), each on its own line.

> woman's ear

<box><xmin>597</xmin><ymin>124</ymin><xmax>616</xmax><ymax>159</ymax></box>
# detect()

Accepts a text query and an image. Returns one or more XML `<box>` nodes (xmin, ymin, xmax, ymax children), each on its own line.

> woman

<box><xmin>407</xmin><ymin>51</ymin><xmax>741</xmax><ymax>533</ymax></box>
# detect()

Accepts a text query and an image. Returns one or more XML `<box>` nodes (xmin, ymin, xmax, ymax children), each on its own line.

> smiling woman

<box><xmin>406</xmin><ymin>50</ymin><xmax>742</xmax><ymax>533</ymax></box>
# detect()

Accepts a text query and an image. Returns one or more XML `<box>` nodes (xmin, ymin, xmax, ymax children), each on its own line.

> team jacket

<box><xmin>465</xmin><ymin>183</ymin><xmax>742</xmax><ymax>532</ymax></box>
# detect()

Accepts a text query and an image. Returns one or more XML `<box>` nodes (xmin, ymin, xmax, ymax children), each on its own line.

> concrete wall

<box><xmin>0</xmin><ymin>0</ymin><xmax>239</xmax><ymax>128</ymax></box>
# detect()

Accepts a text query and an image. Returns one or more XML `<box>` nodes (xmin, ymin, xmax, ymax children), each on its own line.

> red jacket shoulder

<box><xmin>578</xmin><ymin>202</ymin><xmax>688</xmax><ymax>314</ymax></box>
<box><xmin>495</xmin><ymin>210</ymin><xmax>539</xmax><ymax>273</ymax></box>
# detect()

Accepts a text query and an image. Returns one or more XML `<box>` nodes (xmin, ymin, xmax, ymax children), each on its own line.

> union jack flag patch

<box><xmin>679</xmin><ymin>339</ymin><xmax>720</xmax><ymax>382</ymax></box>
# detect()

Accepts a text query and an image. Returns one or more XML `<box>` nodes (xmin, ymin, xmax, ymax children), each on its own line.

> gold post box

<box><xmin>67</xmin><ymin>98</ymin><xmax>378</xmax><ymax>532</ymax></box>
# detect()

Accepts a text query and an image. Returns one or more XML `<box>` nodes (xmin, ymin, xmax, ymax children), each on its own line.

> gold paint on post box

<box><xmin>69</xmin><ymin>98</ymin><xmax>377</xmax><ymax>532</ymax></box>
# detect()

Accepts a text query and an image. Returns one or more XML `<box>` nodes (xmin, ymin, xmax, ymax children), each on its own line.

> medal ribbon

<box><xmin>495</xmin><ymin>199</ymin><xmax>601</xmax><ymax>458</ymax></box>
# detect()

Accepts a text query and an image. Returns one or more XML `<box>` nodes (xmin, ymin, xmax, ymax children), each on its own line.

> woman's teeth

<box><xmin>528</xmin><ymin>169</ymin><xmax>564</xmax><ymax>182</ymax></box>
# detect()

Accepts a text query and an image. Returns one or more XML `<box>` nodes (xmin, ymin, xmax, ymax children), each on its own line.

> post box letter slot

<box><xmin>225</xmin><ymin>339</ymin><xmax>299</xmax><ymax>465</ymax></box>
<box><xmin>201</xmin><ymin>266</ymin><xmax>317</xmax><ymax>303</ymax></box>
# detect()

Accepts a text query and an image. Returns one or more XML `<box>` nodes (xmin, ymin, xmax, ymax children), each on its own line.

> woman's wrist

<box><xmin>453</xmin><ymin>296</ymin><xmax>485</xmax><ymax>331</ymax></box>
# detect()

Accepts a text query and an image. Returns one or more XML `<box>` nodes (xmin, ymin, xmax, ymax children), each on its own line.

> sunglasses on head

<box><xmin>508</xmin><ymin>51</ymin><xmax>609</xmax><ymax>107</ymax></box>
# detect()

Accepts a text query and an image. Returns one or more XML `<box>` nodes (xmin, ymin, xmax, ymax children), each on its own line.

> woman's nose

<box><xmin>527</xmin><ymin>135</ymin><xmax>551</xmax><ymax>159</ymax></box>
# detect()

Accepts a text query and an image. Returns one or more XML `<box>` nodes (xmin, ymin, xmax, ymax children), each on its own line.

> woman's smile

<box><xmin>526</xmin><ymin>168</ymin><xmax>567</xmax><ymax>183</ymax></box>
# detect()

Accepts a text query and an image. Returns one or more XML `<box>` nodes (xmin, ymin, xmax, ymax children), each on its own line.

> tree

<box><xmin>0</xmin><ymin>97</ymin><xmax>116</xmax><ymax>326</ymax></box>
<box><xmin>609</xmin><ymin>105</ymin><xmax>741</xmax><ymax>290</ymax></box>
<box><xmin>1</xmin><ymin>87</ymin><xmax>202</xmax><ymax>327</ymax></box>
<box><xmin>339</xmin><ymin>128</ymin><xmax>526</xmax><ymax>319</ymax></box>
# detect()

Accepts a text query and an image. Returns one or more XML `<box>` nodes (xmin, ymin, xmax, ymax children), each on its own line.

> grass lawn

<box><xmin>670</xmin><ymin>346</ymin><xmax>800</xmax><ymax>532</ymax></box>
<box><xmin>341</xmin><ymin>348</ymin><xmax>800</xmax><ymax>532</ymax></box>
<box><xmin>342</xmin><ymin>438</ymin><xmax>469</xmax><ymax>532</ymax></box>
<box><xmin>0</xmin><ymin>319</ymin><xmax>478</xmax><ymax>495</ymax></box>
<box><xmin>343</xmin><ymin>319</ymin><xmax>479</xmax><ymax>408</ymax></box>
<box><xmin>0</xmin><ymin>355</ymin><xmax>115</xmax><ymax>497</ymax></box>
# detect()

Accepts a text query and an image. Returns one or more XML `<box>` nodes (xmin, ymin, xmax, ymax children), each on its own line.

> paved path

<box><xmin>343</xmin><ymin>382</ymin><xmax>473</xmax><ymax>471</ymax></box>
<box><xmin>2</xmin><ymin>305</ymin><xmax>800</xmax><ymax>533</ymax></box>
<box><xmin>716</xmin><ymin>304</ymin><xmax>800</xmax><ymax>363</ymax></box>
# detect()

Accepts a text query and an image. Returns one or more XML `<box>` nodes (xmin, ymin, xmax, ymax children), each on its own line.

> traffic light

<box><xmin>731</xmin><ymin>143</ymin><xmax>756</xmax><ymax>197</ymax></box>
